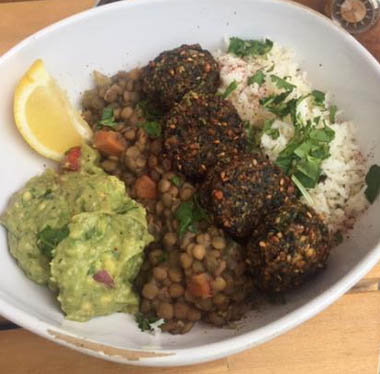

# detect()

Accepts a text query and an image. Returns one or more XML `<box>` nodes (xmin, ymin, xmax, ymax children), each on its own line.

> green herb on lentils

<box><xmin>137</xmin><ymin>121</ymin><xmax>162</xmax><ymax>138</ymax></box>
<box><xmin>98</xmin><ymin>107</ymin><xmax>117</xmax><ymax>128</ymax></box>
<box><xmin>175</xmin><ymin>196</ymin><xmax>209</xmax><ymax>237</ymax></box>
<box><xmin>170</xmin><ymin>176</ymin><xmax>183</xmax><ymax>187</ymax></box>
<box><xmin>137</xmin><ymin>100</ymin><xmax>164</xmax><ymax>121</ymax></box>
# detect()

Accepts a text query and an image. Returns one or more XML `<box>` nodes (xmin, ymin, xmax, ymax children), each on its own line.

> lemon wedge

<box><xmin>13</xmin><ymin>59</ymin><xmax>92</xmax><ymax>160</ymax></box>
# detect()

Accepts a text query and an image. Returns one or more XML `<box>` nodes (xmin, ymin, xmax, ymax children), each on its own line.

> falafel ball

<box><xmin>141</xmin><ymin>44</ymin><xmax>220</xmax><ymax>111</ymax></box>
<box><xmin>200</xmin><ymin>153</ymin><xmax>296</xmax><ymax>238</ymax></box>
<box><xmin>246</xmin><ymin>201</ymin><xmax>330</xmax><ymax>293</ymax></box>
<box><xmin>164</xmin><ymin>91</ymin><xmax>248</xmax><ymax>180</ymax></box>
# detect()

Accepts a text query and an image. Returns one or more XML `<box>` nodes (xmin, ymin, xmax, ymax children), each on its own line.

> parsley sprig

<box><xmin>228</xmin><ymin>37</ymin><xmax>273</xmax><ymax>57</ymax></box>
<box><xmin>175</xmin><ymin>196</ymin><xmax>209</xmax><ymax>237</ymax></box>
<box><xmin>98</xmin><ymin>107</ymin><xmax>117</xmax><ymax>128</ymax></box>
<box><xmin>36</xmin><ymin>225</ymin><xmax>69</xmax><ymax>258</ymax></box>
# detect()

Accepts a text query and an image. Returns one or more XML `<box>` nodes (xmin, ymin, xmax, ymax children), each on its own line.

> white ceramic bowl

<box><xmin>1</xmin><ymin>0</ymin><xmax>380</xmax><ymax>367</ymax></box>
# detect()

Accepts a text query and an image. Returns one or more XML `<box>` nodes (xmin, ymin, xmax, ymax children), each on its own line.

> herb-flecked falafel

<box><xmin>164</xmin><ymin>91</ymin><xmax>248</xmax><ymax>180</ymax></box>
<box><xmin>200</xmin><ymin>153</ymin><xmax>296</xmax><ymax>238</ymax></box>
<box><xmin>140</xmin><ymin>44</ymin><xmax>220</xmax><ymax>111</ymax></box>
<box><xmin>246</xmin><ymin>201</ymin><xmax>330</xmax><ymax>293</ymax></box>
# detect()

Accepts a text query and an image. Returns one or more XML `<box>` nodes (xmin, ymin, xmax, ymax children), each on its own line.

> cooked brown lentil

<box><xmin>81</xmin><ymin>62</ymin><xmax>331</xmax><ymax>336</ymax></box>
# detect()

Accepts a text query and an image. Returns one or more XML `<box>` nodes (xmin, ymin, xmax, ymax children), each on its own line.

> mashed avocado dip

<box><xmin>0</xmin><ymin>145</ymin><xmax>153</xmax><ymax>321</ymax></box>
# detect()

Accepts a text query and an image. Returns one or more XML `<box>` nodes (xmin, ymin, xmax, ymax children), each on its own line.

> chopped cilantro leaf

<box><xmin>220</xmin><ymin>81</ymin><xmax>238</xmax><ymax>99</ymax></box>
<box><xmin>365</xmin><ymin>164</ymin><xmax>380</xmax><ymax>203</ymax></box>
<box><xmin>291</xmin><ymin>174</ymin><xmax>314</xmax><ymax>205</ymax></box>
<box><xmin>137</xmin><ymin>100</ymin><xmax>164</xmax><ymax>121</ymax></box>
<box><xmin>228</xmin><ymin>37</ymin><xmax>273</xmax><ymax>57</ymax></box>
<box><xmin>135</xmin><ymin>313</ymin><xmax>160</xmax><ymax>332</ymax></box>
<box><xmin>175</xmin><ymin>196</ymin><xmax>208</xmax><ymax>237</ymax></box>
<box><xmin>270</xmin><ymin>75</ymin><xmax>296</xmax><ymax>91</ymax></box>
<box><xmin>329</xmin><ymin>105</ymin><xmax>337</xmax><ymax>124</ymax></box>
<box><xmin>244</xmin><ymin>121</ymin><xmax>261</xmax><ymax>152</ymax></box>
<box><xmin>248</xmin><ymin>70</ymin><xmax>265</xmax><ymax>87</ymax></box>
<box><xmin>158</xmin><ymin>252</ymin><xmax>168</xmax><ymax>264</ymax></box>
<box><xmin>37</xmin><ymin>225</ymin><xmax>69</xmax><ymax>258</ymax></box>
<box><xmin>137</xmin><ymin>121</ymin><xmax>162</xmax><ymax>138</ymax></box>
<box><xmin>263</xmin><ymin>119</ymin><xmax>279</xmax><ymax>140</ymax></box>
<box><xmin>276</xmin><ymin>119</ymin><xmax>335</xmax><ymax>191</ymax></box>
<box><xmin>170</xmin><ymin>175</ymin><xmax>183</xmax><ymax>187</ymax></box>
<box><xmin>311</xmin><ymin>90</ymin><xmax>325</xmax><ymax>106</ymax></box>
<box><xmin>309</xmin><ymin>127</ymin><xmax>335</xmax><ymax>143</ymax></box>
<box><xmin>99</xmin><ymin>106</ymin><xmax>117</xmax><ymax>128</ymax></box>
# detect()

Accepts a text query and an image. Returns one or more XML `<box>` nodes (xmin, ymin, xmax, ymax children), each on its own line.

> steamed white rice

<box><xmin>215</xmin><ymin>42</ymin><xmax>369</xmax><ymax>233</ymax></box>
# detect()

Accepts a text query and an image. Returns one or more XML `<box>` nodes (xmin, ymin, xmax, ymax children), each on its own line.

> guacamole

<box><xmin>0</xmin><ymin>145</ymin><xmax>153</xmax><ymax>321</ymax></box>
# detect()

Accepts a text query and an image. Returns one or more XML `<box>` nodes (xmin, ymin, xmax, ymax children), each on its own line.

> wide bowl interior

<box><xmin>0</xmin><ymin>0</ymin><xmax>380</xmax><ymax>366</ymax></box>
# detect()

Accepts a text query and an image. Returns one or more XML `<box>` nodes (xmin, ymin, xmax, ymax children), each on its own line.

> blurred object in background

<box><xmin>324</xmin><ymin>0</ymin><xmax>380</xmax><ymax>34</ymax></box>
<box><xmin>95</xmin><ymin>0</ymin><xmax>122</xmax><ymax>6</ymax></box>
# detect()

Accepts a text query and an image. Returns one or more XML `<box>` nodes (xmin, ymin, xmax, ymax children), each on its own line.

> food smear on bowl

<box><xmin>2</xmin><ymin>38</ymin><xmax>380</xmax><ymax>335</ymax></box>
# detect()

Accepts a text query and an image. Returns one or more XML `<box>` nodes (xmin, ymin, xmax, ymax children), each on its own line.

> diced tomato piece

<box><xmin>188</xmin><ymin>273</ymin><xmax>212</xmax><ymax>299</ymax></box>
<box><xmin>63</xmin><ymin>146</ymin><xmax>81</xmax><ymax>171</ymax></box>
<box><xmin>93</xmin><ymin>130</ymin><xmax>125</xmax><ymax>156</ymax></box>
<box><xmin>134</xmin><ymin>175</ymin><xmax>157</xmax><ymax>200</ymax></box>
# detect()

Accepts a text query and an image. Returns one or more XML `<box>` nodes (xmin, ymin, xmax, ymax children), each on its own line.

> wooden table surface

<box><xmin>1</xmin><ymin>0</ymin><xmax>380</xmax><ymax>373</ymax></box>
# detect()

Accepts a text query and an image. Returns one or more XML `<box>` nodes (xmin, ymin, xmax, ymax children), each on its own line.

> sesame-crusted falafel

<box><xmin>200</xmin><ymin>153</ymin><xmax>296</xmax><ymax>238</ymax></box>
<box><xmin>246</xmin><ymin>201</ymin><xmax>330</xmax><ymax>293</ymax></box>
<box><xmin>164</xmin><ymin>91</ymin><xmax>248</xmax><ymax>180</ymax></box>
<box><xmin>141</xmin><ymin>44</ymin><xmax>220</xmax><ymax>111</ymax></box>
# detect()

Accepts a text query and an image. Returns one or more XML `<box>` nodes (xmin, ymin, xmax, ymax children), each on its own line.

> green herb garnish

<box><xmin>135</xmin><ymin>313</ymin><xmax>161</xmax><ymax>332</ymax></box>
<box><xmin>270</xmin><ymin>75</ymin><xmax>296</xmax><ymax>91</ymax></box>
<box><xmin>260</xmin><ymin>92</ymin><xmax>296</xmax><ymax>119</ymax></box>
<box><xmin>175</xmin><ymin>196</ymin><xmax>208</xmax><ymax>237</ymax></box>
<box><xmin>137</xmin><ymin>100</ymin><xmax>163</xmax><ymax>121</ymax></box>
<box><xmin>263</xmin><ymin>119</ymin><xmax>279</xmax><ymax>140</ymax></box>
<box><xmin>276</xmin><ymin>120</ymin><xmax>335</xmax><ymax>192</ymax></box>
<box><xmin>329</xmin><ymin>105</ymin><xmax>337</xmax><ymax>124</ymax></box>
<box><xmin>170</xmin><ymin>175</ymin><xmax>183</xmax><ymax>187</ymax></box>
<box><xmin>36</xmin><ymin>225</ymin><xmax>69</xmax><ymax>258</ymax></box>
<box><xmin>291</xmin><ymin>174</ymin><xmax>313</xmax><ymax>205</ymax></box>
<box><xmin>137</xmin><ymin>121</ymin><xmax>162</xmax><ymax>138</ymax></box>
<box><xmin>311</xmin><ymin>90</ymin><xmax>325</xmax><ymax>106</ymax></box>
<box><xmin>244</xmin><ymin>121</ymin><xmax>261</xmax><ymax>152</ymax></box>
<box><xmin>158</xmin><ymin>252</ymin><xmax>168</xmax><ymax>264</ymax></box>
<box><xmin>99</xmin><ymin>106</ymin><xmax>117</xmax><ymax>128</ymax></box>
<box><xmin>220</xmin><ymin>81</ymin><xmax>238</xmax><ymax>99</ymax></box>
<box><xmin>228</xmin><ymin>37</ymin><xmax>273</xmax><ymax>57</ymax></box>
<box><xmin>248</xmin><ymin>70</ymin><xmax>265</xmax><ymax>87</ymax></box>
<box><xmin>365</xmin><ymin>164</ymin><xmax>380</xmax><ymax>204</ymax></box>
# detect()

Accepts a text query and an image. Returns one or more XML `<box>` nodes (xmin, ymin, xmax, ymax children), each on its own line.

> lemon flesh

<box><xmin>14</xmin><ymin>59</ymin><xmax>92</xmax><ymax>160</ymax></box>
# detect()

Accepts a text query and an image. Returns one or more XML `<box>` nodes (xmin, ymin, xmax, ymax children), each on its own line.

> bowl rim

<box><xmin>1</xmin><ymin>0</ymin><xmax>380</xmax><ymax>367</ymax></box>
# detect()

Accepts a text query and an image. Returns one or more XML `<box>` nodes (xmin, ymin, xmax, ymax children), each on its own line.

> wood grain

<box><xmin>0</xmin><ymin>0</ymin><xmax>94</xmax><ymax>56</ymax></box>
<box><xmin>0</xmin><ymin>292</ymin><xmax>379</xmax><ymax>374</ymax></box>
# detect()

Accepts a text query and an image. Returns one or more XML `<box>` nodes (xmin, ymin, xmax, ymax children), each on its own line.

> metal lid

<box><xmin>329</xmin><ymin>0</ymin><xmax>380</xmax><ymax>34</ymax></box>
